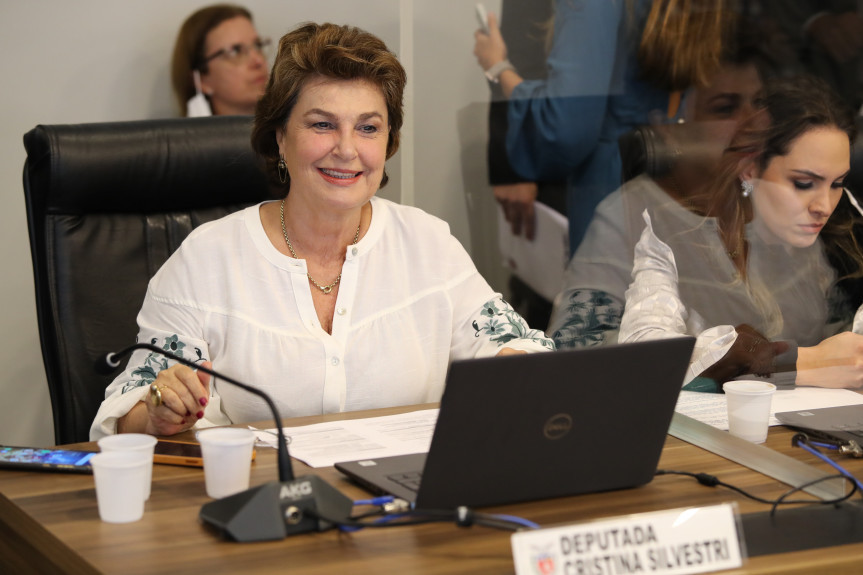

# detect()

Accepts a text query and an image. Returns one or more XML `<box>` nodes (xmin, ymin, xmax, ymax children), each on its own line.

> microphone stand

<box><xmin>101</xmin><ymin>344</ymin><xmax>293</xmax><ymax>482</ymax></box>
<box><xmin>98</xmin><ymin>343</ymin><xmax>353</xmax><ymax>541</ymax></box>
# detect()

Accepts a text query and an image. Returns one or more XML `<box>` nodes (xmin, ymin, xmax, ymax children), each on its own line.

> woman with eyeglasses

<box><xmin>171</xmin><ymin>4</ymin><xmax>271</xmax><ymax>117</ymax></box>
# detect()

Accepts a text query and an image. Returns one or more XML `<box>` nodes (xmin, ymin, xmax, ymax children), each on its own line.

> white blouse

<box><xmin>619</xmin><ymin>209</ymin><xmax>849</xmax><ymax>384</ymax></box>
<box><xmin>90</xmin><ymin>197</ymin><xmax>553</xmax><ymax>439</ymax></box>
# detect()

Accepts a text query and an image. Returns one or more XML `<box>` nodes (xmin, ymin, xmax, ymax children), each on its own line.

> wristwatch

<box><xmin>484</xmin><ymin>59</ymin><xmax>516</xmax><ymax>84</ymax></box>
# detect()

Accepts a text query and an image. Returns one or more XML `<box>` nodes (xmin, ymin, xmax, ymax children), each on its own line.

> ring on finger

<box><xmin>149</xmin><ymin>383</ymin><xmax>168</xmax><ymax>407</ymax></box>
<box><xmin>747</xmin><ymin>338</ymin><xmax>763</xmax><ymax>354</ymax></box>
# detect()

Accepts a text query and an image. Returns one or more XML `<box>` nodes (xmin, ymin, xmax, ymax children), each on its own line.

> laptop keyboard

<box><xmin>387</xmin><ymin>471</ymin><xmax>422</xmax><ymax>493</ymax></box>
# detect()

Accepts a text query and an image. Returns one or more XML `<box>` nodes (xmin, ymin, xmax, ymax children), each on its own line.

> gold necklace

<box><xmin>279</xmin><ymin>199</ymin><xmax>360</xmax><ymax>295</ymax></box>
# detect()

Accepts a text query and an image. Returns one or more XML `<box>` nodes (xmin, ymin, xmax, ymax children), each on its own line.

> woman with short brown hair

<box><xmin>93</xmin><ymin>22</ymin><xmax>553</xmax><ymax>440</ymax></box>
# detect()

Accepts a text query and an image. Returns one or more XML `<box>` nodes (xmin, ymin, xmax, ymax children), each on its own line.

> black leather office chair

<box><xmin>618</xmin><ymin>125</ymin><xmax>674</xmax><ymax>184</ymax></box>
<box><xmin>23</xmin><ymin>117</ymin><xmax>275</xmax><ymax>444</ymax></box>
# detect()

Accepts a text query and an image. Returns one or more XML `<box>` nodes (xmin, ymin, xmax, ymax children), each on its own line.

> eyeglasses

<box><xmin>202</xmin><ymin>37</ymin><xmax>271</xmax><ymax>66</ymax></box>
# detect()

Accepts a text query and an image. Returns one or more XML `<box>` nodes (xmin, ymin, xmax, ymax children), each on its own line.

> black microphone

<box><xmin>96</xmin><ymin>343</ymin><xmax>353</xmax><ymax>542</ymax></box>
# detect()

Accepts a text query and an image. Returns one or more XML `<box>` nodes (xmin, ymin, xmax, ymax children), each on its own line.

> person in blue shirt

<box><xmin>474</xmin><ymin>0</ymin><xmax>733</xmax><ymax>254</ymax></box>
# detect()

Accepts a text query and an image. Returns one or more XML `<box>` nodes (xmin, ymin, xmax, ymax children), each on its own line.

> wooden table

<box><xmin>3</xmin><ymin>405</ymin><xmax>863</xmax><ymax>574</ymax></box>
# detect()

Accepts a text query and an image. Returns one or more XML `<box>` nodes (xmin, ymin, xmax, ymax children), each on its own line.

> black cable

<box><xmin>350</xmin><ymin>507</ymin><xmax>389</xmax><ymax>520</ymax></box>
<box><xmin>769</xmin><ymin>474</ymin><xmax>859</xmax><ymax>516</ymax></box>
<box><xmin>656</xmin><ymin>469</ymin><xmax>860</xmax><ymax>510</ymax></box>
<box><xmin>312</xmin><ymin>507</ymin><xmax>534</xmax><ymax>532</ymax></box>
<box><xmin>768</xmin><ymin>434</ymin><xmax>863</xmax><ymax>515</ymax></box>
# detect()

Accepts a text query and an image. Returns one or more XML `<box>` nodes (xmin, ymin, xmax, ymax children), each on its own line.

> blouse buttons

<box><xmin>331</xmin><ymin>357</ymin><xmax>340</xmax><ymax>366</ymax></box>
<box><xmin>351</xmin><ymin>247</ymin><xmax>359</xmax><ymax>256</ymax></box>
<box><xmin>336</xmin><ymin>307</ymin><xmax>346</xmax><ymax>316</ymax></box>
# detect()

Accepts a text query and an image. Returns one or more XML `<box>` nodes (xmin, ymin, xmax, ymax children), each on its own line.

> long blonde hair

<box><xmin>638</xmin><ymin>0</ymin><xmax>733</xmax><ymax>91</ymax></box>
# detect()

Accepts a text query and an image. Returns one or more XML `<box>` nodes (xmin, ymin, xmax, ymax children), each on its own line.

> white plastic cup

<box><xmin>97</xmin><ymin>433</ymin><xmax>157</xmax><ymax>500</ymax></box>
<box><xmin>196</xmin><ymin>427</ymin><xmax>255</xmax><ymax>499</ymax></box>
<box><xmin>723</xmin><ymin>380</ymin><xmax>777</xmax><ymax>443</ymax></box>
<box><xmin>90</xmin><ymin>451</ymin><xmax>151</xmax><ymax>523</ymax></box>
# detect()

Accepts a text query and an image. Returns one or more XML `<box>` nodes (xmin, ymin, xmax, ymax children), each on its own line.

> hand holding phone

<box><xmin>476</xmin><ymin>3</ymin><xmax>490</xmax><ymax>34</ymax></box>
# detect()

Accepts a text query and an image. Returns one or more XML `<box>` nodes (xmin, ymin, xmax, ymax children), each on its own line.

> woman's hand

<box><xmin>473</xmin><ymin>12</ymin><xmax>507</xmax><ymax>71</ymax></box>
<box><xmin>118</xmin><ymin>362</ymin><xmax>211</xmax><ymax>436</ymax></box>
<box><xmin>797</xmin><ymin>332</ymin><xmax>863</xmax><ymax>389</ymax></box>
<box><xmin>496</xmin><ymin>347</ymin><xmax>527</xmax><ymax>357</ymax></box>
<box><xmin>698</xmin><ymin>324</ymin><xmax>788</xmax><ymax>382</ymax></box>
<box><xmin>495</xmin><ymin>183</ymin><xmax>538</xmax><ymax>239</ymax></box>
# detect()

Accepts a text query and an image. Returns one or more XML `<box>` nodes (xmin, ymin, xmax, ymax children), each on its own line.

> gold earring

<box><xmin>277</xmin><ymin>156</ymin><xmax>287</xmax><ymax>184</ymax></box>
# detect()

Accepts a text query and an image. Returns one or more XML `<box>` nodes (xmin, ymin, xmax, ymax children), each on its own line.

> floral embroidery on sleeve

<box><xmin>471</xmin><ymin>299</ymin><xmax>554</xmax><ymax>349</ymax></box>
<box><xmin>120</xmin><ymin>334</ymin><xmax>207</xmax><ymax>394</ymax></box>
<box><xmin>552</xmin><ymin>289</ymin><xmax>623</xmax><ymax>349</ymax></box>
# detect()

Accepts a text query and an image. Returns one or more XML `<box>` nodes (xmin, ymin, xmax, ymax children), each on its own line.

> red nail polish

<box><xmin>196</xmin><ymin>411</ymin><xmax>204</xmax><ymax>419</ymax></box>
<box><xmin>199</xmin><ymin>397</ymin><xmax>208</xmax><ymax>406</ymax></box>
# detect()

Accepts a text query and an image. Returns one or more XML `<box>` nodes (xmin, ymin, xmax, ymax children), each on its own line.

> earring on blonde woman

<box><xmin>741</xmin><ymin>179</ymin><xmax>754</xmax><ymax>198</ymax></box>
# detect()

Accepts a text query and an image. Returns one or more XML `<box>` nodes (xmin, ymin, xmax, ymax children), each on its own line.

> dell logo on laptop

<box><xmin>543</xmin><ymin>413</ymin><xmax>572</xmax><ymax>440</ymax></box>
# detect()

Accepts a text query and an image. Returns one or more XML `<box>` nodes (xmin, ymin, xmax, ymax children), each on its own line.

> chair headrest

<box><xmin>23</xmin><ymin>116</ymin><xmax>272</xmax><ymax>213</ymax></box>
<box><xmin>618</xmin><ymin>125</ymin><xmax>675</xmax><ymax>183</ymax></box>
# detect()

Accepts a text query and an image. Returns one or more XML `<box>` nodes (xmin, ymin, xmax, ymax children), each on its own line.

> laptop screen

<box><xmin>336</xmin><ymin>337</ymin><xmax>696</xmax><ymax>508</ymax></box>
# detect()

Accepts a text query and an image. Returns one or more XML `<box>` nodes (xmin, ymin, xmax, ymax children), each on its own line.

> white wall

<box><xmin>0</xmin><ymin>1</ymin><xmax>502</xmax><ymax>446</ymax></box>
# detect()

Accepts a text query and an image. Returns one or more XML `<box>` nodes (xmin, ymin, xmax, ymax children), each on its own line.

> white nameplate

<box><xmin>511</xmin><ymin>504</ymin><xmax>743</xmax><ymax>575</ymax></box>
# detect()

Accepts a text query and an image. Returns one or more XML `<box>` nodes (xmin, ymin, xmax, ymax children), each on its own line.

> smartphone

<box><xmin>0</xmin><ymin>445</ymin><xmax>96</xmax><ymax>474</ymax></box>
<box><xmin>154</xmin><ymin>439</ymin><xmax>204</xmax><ymax>467</ymax></box>
<box><xmin>153</xmin><ymin>439</ymin><xmax>256</xmax><ymax>467</ymax></box>
<box><xmin>475</xmin><ymin>3</ymin><xmax>489</xmax><ymax>34</ymax></box>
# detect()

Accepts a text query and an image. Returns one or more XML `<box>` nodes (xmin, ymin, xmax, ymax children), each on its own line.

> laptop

<box><xmin>335</xmin><ymin>337</ymin><xmax>696</xmax><ymax>509</ymax></box>
<box><xmin>775</xmin><ymin>405</ymin><xmax>863</xmax><ymax>448</ymax></box>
